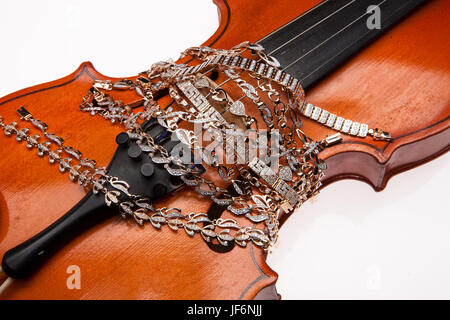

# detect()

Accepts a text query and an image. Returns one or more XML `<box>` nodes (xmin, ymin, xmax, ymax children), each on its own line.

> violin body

<box><xmin>0</xmin><ymin>0</ymin><xmax>448</xmax><ymax>299</ymax></box>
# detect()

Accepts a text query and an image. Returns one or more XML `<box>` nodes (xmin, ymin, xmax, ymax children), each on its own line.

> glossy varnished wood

<box><xmin>0</xmin><ymin>0</ymin><xmax>448</xmax><ymax>299</ymax></box>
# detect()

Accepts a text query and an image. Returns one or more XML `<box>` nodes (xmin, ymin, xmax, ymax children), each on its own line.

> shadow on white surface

<box><xmin>267</xmin><ymin>152</ymin><xmax>450</xmax><ymax>299</ymax></box>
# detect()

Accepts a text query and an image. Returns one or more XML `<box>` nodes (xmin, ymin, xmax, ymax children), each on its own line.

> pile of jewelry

<box><xmin>0</xmin><ymin>42</ymin><xmax>391</xmax><ymax>250</ymax></box>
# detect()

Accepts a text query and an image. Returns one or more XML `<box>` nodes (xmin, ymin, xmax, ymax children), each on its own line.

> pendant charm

<box><xmin>229</xmin><ymin>100</ymin><xmax>246</xmax><ymax>116</ymax></box>
<box><xmin>279</xmin><ymin>166</ymin><xmax>293</xmax><ymax>181</ymax></box>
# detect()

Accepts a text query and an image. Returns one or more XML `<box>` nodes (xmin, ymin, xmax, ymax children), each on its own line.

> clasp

<box><xmin>318</xmin><ymin>133</ymin><xmax>342</xmax><ymax>151</ymax></box>
<box><xmin>369</xmin><ymin>128</ymin><xmax>393</xmax><ymax>141</ymax></box>
<box><xmin>16</xmin><ymin>106</ymin><xmax>32</xmax><ymax>120</ymax></box>
<box><xmin>322</xmin><ymin>132</ymin><xmax>342</xmax><ymax>147</ymax></box>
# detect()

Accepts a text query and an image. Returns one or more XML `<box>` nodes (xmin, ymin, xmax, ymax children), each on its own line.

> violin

<box><xmin>0</xmin><ymin>0</ymin><xmax>449</xmax><ymax>300</ymax></box>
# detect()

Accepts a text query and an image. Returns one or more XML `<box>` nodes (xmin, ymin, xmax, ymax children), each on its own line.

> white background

<box><xmin>0</xmin><ymin>0</ymin><xmax>449</xmax><ymax>299</ymax></box>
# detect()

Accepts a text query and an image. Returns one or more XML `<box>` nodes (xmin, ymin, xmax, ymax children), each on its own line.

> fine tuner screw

<box><xmin>127</xmin><ymin>145</ymin><xmax>142</xmax><ymax>160</ymax></box>
<box><xmin>115</xmin><ymin>132</ymin><xmax>129</xmax><ymax>146</ymax></box>
<box><xmin>140</xmin><ymin>163</ymin><xmax>154</xmax><ymax>177</ymax></box>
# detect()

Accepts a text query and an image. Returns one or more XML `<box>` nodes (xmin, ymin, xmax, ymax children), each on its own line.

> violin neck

<box><xmin>258</xmin><ymin>0</ymin><xmax>427</xmax><ymax>89</ymax></box>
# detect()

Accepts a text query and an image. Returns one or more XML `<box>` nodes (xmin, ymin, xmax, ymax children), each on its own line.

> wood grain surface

<box><xmin>0</xmin><ymin>0</ymin><xmax>448</xmax><ymax>299</ymax></box>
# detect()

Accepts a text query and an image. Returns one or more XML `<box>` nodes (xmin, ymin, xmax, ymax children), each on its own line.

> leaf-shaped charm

<box><xmin>185</xmin><ymin>223</ymin><xmax>201</xmax><ymax>232</ymax></box>
<box><xmin>229</xmin><ymin>101</ymin><xmax>246</xmax><ymax>116</ymax></box>
<box><xmin>248</xmin><ymin>229</ymin><xmax>269</xmax><ymax>247</ymax></box>
<box><xmin>150</xmin><ymin>214</ymin><xmax>166</xmax><ymax>229</ymax></box>
<box><xmin>105</xmin><ymin>190</ymin><xmax>121</xmax><ymax>207</ymax></box>
<box><xmin>235</xmin><ymin>233</ymin><xmax>250</xmax><ymax>242</ymax></box>
<box><xmin>30</xmin><ymin>118</ymin><xmax>47</xmax><ymax>133</ymax></box>
<box><xmin>80</xmin><ymin>158</ymin><xmax>97</xmax><ymax>169</ymax></box>
<box><xmin>184</xmin><ymin>225</ymin><xmax>195</xmax><ymax>237</ymax></box>
<box><xmin>63</xmin><ymin>146</ymin><xmax>82</xmax><ymax>160</ymax></box>
<box><xmin>92</xmin><ymin>179</ymin><xmax>105</xmax><ymax>195</ymax></box>
<box><xmin>69</xmin><ymin>165</ymin><xmax>81</xmax><ymax>182</ymax></box>
<box><xmin>134</xmin><ymin>216</ymin><xmax>144</xmax><ymax>225</ymax></box>
<box><xmin>279</xmin><ymin>166</ymin><xmax>293</xmax><ymax>181</ymax></box>
<box><xmin>175</xmin><ymin>128</ymin><xmax>194</xmax><ymax>146</ymax></box>
<box><xmin>201</xmin><ymin>229</ymin><xmax>217</xmax><ymax>238</ymax></box>
<box><xmin>138</xmin><ymin>144</ymin><xmax>154</xmax><ymax>153</ymax></box>
<box><xmin>227</xmin><ymin>205</ymin><xmax>252</xmax><ymax>215</ymax></box>
<box><xmin>245</xmin><ymin>213</ymin><xmax>269</xmax><ymax>223</ymax></box>
<box><xmin>127</xmin><ymin>132</ymin><xmax>141</xmax><ymax>140</ymax></box>
<box><xmin>119</xmin><ymin>202</ymin><xmax>134</xmax><ymax>218</ymax></box>
<box><xmin>44</xmin><ymin>132</ymin><xmax>64</xmax><ymax>146</ymax></box>
<box><xmin>216</xmin><ymin>218</ymin><xmax>240</xmax><ymax>229</ymax></box>
<box><xmin>133</xmin><ymin>197</ymin><xmax>154</xmax><ymax>211</ymax></box>
<box><xmin>167</xmin><ymin>218</ymin><xmax>182</xmax><ymax>231</ymax></box>
<box><xmin>37</xmin><ymin>141</ymin><xmax>51</xmax><ymax>157</ymax></box>
<box><xmin>157</xmin><ymin>118</ymin><xmax>168</xmax><ymax>128</ymax></box>
<box><xmin>26</xmin><ymin>134</ymin><xmax>40</xmax><ymax>149</ymax></box>
<box><xmin>217</xmin><ymin>230</ymin><xmax>234</xmax><ymax>246</ymax></box>
<box><xmin>201</xmin><ymin>225</ymin><xmax>216</xmax><ymax>243</ymax></box>
<box><xmin>135</xmin><ymin>86</ymin><xmax>144</xmax><ymax>97</ymax></box>
<box><xmin>181</xmin><ymin>175</ymin><xmax>199</xmax><ymax>187</ymax></box>
<box><xmin>58</xmin><ymin>157</ymin><xmax>72</xmax><ymax>173</ymax></box>
<box><xmin>234</xmin><ymin>231</ymin><xmax>249</xmax><ymax>247</ymax></box>
<box><xmin>195</xmin><ymin>181</ymin><xmax>216</xmax><ymax>197</ymax></box>
<box><xmin>164</xmin><ymin>163</ymin><xmax>185</xmax><ymax>176</ymax></box>
<box><xmin>217</xmin><ymin>166</ymin><xmax>229</xmax><ymax>181</ymax></box>
<box><xmin>251</xmin><ymin>195</ymin><xmax>270</xmax><ymax>209</ymax></box>
<box><xmin>152</xmin><ymin>156</ymin><xmax>170</xmax><ymax>164</ymax></box>
<box><xmin>15</xmin><ymin>128</ymin><xmax>29</xmax><ymax>142</ymax></box>
<box><xmin>134</xmin><ymin>208</ymin><xmax>150</xmax><ymax>221</ymax></box>
<box><xmin>108</xmin><ymin>177</ymin><xmax>130</xmax><ymax>196</ymax></box>
<box><xmin>240</xmin><ymin>82</ymin><xmax>258</xmax><ymax>100</ymax></box>
<box><xmin>48</xmin><ymin>149</ymin><xmax>62</xmax><ymax>164</ymax></box>
<box><xmin>163</xmin><ymin>209</ymin><xmax>184</xmax><ymax>219</ymax></box>
<box><xmin>189</xmin><ymin>212</ymin><xmax>212</xmax><ymax>224</ymax></box>
<box><xmin>211</xmin><ymin>196</ymin><xmax>233</xmax><ymax>206</ymax></box>
<box><xmin>232</xmin><ymin>180</ymin><xmax>244</xmax><ymax>196</ymax></box>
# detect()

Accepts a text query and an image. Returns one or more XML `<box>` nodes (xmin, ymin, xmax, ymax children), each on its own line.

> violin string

<box><xmin>196</xmin><ymin>0</ymin><xmax>332</xmax><ymax>91</ymax></box>
<box><xmin>298</xmin><ymin>0</ymin><xmax>398</xmax><ymax>85</ymax></box>
<box><xmin>266</xmin><ymin>0</ymin><xmax>357</xmax><ymax>56</ymax></box>
<box><xmin>257</xmin><ymin>0</ymin><xmax>330</xmax><ymax>44</ymax></box>
<box><xmin>214</xmin><ymin>0</ymin><xmax>387</xmax><ymax>94</ymax></box>
<box><xmin>173</xmin><ymin>1</ymin><xmax>389</xmax><ymax>108</ymax></box>
<box><xmin>279</xmin><ymin>0</ymin><xmax>387</xmax><ymax>73</ymax></box>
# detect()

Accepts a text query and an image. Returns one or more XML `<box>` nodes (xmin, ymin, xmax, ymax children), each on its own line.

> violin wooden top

<box><xmin>0</xmin><ymin>0</ymin><xmax>448</xmax><ymax>299</ymax></box>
